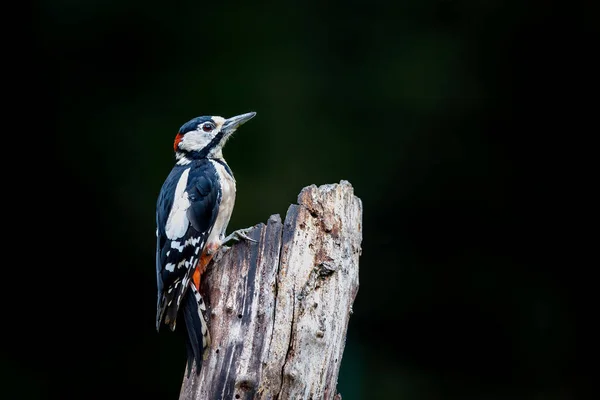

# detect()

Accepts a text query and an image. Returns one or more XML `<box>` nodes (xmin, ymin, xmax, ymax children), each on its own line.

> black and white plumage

<box><xmin>155</xmin><ymin>112</ymin><xmax>256</xmax><ymax>373</ymax></box>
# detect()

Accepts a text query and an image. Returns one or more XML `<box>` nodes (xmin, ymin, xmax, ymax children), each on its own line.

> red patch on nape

<box><xmin>173</xmin><ymin>132</ymin><xmax>184</xmax><ymax>152</ymax></box>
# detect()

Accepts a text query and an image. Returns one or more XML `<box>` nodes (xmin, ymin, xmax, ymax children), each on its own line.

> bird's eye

<box><xmin>201</xmin><ymin>123</ymin><xmax>215</xmax><ymax>132</ymax></box>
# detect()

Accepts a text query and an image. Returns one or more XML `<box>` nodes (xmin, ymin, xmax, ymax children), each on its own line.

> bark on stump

<box><xmin>179</xmin><ymin>180</ymin><xmax>362</xmax><ymax>400</ymax></box>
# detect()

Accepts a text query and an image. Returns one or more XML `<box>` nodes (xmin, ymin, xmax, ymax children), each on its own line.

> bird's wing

<box><xmin>155</xmin><ymin>162</ymin><xmax>221</xmax><ymax>331</ymax></box>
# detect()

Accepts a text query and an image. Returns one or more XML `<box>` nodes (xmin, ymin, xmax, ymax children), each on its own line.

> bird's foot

<box><xmin>222</xmin><ymin>227</ymin><xmax>257</xmax><ymax>247</ymax></box>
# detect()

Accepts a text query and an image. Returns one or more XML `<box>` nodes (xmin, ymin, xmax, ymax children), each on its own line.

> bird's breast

<box><xmin>207</xmin><ymin>160</ymin><xmax>236</xmax><ymax>247</ymax></box>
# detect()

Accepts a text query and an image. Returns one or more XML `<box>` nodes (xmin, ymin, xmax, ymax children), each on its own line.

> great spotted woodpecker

<box><xmin>155</xmin><ymin>112</ymin><xmax>256</xmax><ymax>373</ymax></box>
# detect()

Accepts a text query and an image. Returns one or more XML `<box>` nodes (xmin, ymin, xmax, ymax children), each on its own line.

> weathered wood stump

<box><xmin>179</xmin><ymin>181</ymin><xmax>362</xmax><ymax>400</ymax></box>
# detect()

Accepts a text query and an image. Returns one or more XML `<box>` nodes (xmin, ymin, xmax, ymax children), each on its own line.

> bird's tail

<box><xmin>182</xmin><ymin>282</ymin><xmax>211</xmax><ymax>375</ymax></box>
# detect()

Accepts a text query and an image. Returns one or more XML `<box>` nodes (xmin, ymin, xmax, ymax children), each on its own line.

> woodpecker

<box><xmin>155</xmin><ymin>111</ymin><xmax>256</xmax><ymax>373</ymax></box>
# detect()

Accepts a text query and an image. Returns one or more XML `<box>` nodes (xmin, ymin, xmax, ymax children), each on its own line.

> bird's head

<box><xmin>173</xmin><ymin>112</ymin><xmax>256</xmax><ymax>162</ymax></box>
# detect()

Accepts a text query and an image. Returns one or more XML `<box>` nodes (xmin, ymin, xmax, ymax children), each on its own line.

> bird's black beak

<box><xmin>222</xmin><ymin>112</ymin><xmax>256</xmax><ymax>135</ymax></box>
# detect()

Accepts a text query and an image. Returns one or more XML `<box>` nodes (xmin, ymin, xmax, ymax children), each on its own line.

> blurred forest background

<box><xmin>7</xmin><ymin>0</ymin><xmax>593</xmax><ymax>399</ymax></box>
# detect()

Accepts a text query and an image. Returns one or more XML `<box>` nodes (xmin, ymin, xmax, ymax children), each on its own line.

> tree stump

<box><xmin>179</xmin><ymin>180</ymin><xmax>362</xmax><ymax>400</ymax></box>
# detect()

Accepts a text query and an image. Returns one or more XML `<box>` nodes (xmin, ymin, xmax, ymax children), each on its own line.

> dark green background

<box><xmin>9</xmin><ymin>0</ymin><xmax>590</xmax><ymax>399</ymax></box>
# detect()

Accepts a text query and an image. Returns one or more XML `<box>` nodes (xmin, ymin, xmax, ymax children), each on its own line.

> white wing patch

<box><xmin>185</xmin><ymin>236</ymin><xmax>202</xmax><ymax>247</ymax></box>
<box><xmin>165</xmin><ymin>168</ymin><xmax>191</xmax><ymax>240</ymax></box>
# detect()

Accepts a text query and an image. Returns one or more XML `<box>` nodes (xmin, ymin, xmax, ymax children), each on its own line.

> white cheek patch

<box><xmin>179</xmin><ymin>130</ymin><xmax>213</xmax><ymax>152</ymax></box>
<box><xmin>165</xmin><ymin>168</ymin><xmax>191</xmax><ymax>240</ymax></box>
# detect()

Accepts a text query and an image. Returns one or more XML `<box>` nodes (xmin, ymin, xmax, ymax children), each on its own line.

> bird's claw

<box><xmin>222</xmin><ymin>227</ymin><xmax>257</xmax><ymax>246</ymax></box>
